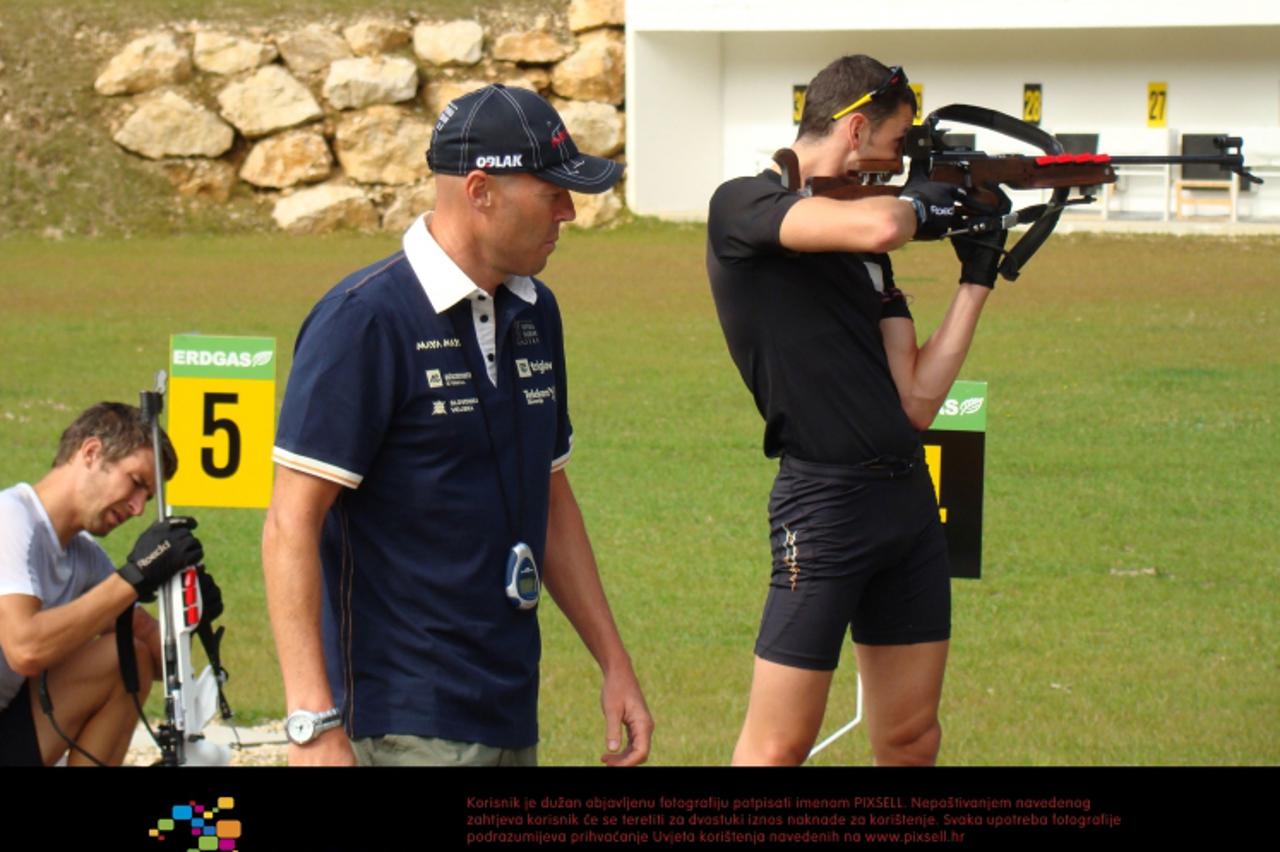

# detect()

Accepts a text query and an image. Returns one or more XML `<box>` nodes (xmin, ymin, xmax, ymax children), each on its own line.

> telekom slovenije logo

<box><xmin>148</xmin><ymin>798</ymin><xmax>242</xmax><ymax>851</ymax></box>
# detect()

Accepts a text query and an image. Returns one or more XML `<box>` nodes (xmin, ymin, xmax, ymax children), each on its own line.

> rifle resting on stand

<box><xmin>774</xmin><ymin>103</ymin><xmax>1264</xmax><ymax>281</ymax></box>
<box><xmin>139</xmin><ymin>371</ymin><xmax>233</xmax><ymax>767</ymax></box>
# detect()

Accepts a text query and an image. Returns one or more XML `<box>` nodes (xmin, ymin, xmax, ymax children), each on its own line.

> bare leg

<box><xmin>854</xmin><ymin>640</ymin><xmax>948</xmax><ymax>766</ymax></box>
<box><xmin>30</xmin><ymin>634</ymin><xmax>154</xmax><ymax>766</ymax></box>
<box><xmin>732</xmin><ymin>656</ymin><xmax>835</xmax><ymax>765</ymax></box>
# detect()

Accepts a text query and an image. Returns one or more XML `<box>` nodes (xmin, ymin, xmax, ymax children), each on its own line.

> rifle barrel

<box><xmin>1107</xmin><ymin>154</ymin><xmax>1261</xmax><ymax>183</ymax></box>
<box><xmin>1106</xmin><ymin>155</ymin><xmax>1240</xmax><ymax>166</ymax></box>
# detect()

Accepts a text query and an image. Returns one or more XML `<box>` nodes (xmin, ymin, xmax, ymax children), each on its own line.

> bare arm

<box><xmin>881</xmin><ymin>284</ymin><xmax>992</xmax><ymax>430</ymax></box>
<box><xmin>778</xmin><ymin>195</ymin><xmax>917</xmax><ymax>254</ymax></box>
<box><xmin>261</xmin><ymin>464</ymin><xmax>354</xmax><ymax>765</ymax></box>
<box><xmin>0</xmin><ymin>575</ymin><xmax>138</xmax><ymax>677</ymax></box>
<box><xmin>541</xmin><ymin>469</ymin><xmax>653</xmax><ymax>766</ymax></box>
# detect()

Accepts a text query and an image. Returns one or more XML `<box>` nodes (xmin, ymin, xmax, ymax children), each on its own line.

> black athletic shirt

<box><xmin>707</xmin><ymin>170</ymin><xmax>921</xmax><ymax>464</ymax></box>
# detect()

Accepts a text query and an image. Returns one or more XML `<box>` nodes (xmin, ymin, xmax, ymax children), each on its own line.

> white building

<box><xmin>625</xmin><ymin>0</ymin><xmax>1280</xmax><ymax>222</ymax></box>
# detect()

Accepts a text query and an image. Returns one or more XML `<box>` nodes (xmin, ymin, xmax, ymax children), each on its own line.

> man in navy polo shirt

<box><xmin>263</xmin><ymin>85</ymin><xmax>653</xmax><ymax>766</ymax></box>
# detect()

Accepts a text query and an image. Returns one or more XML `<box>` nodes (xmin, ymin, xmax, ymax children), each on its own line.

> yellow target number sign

<box><xmin>920</xmin><ymin>380</ymin><xmax>987</xmax><ymax>579</ymax></box>
<box><xmin>1147</xmin><ymin>82</ymin><xmax>1168</xmax><ymax>128</ymax></box>
<box><xmin>166</xmin><ymin>334</ymin><xmax>276</xmax><ymax>509</ymax></box>
<box><xmin>1023</xmin><ymin>84</ymin><xmax>1043</xmax><ymax>126</ymax></box>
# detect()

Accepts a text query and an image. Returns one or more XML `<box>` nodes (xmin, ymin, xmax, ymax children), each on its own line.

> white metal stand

<box><xmin>806</xmin><ymin>673</ymin><xmax>863</xmax><ymax>760</ymax></box>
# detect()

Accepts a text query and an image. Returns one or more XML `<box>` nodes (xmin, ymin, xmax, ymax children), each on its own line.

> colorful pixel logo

<box><xmin>149</xmin><ymin>798</ymin><xmax>242</xmax><ymax>852</ymax></box>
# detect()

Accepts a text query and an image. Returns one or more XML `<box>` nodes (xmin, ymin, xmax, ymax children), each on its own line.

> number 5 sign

<box><xmin>166</xmin><ymin>334</ymin><xmax>276</xmax><ymax>509</ymax></box>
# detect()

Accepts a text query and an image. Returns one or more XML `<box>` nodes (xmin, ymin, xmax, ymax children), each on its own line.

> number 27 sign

<box><xmin>166</xmin><ymin>334</ymin><xmax>276</xmax><ymax>509</ymax></box>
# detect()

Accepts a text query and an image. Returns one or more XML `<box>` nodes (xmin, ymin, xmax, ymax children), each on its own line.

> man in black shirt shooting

<box><xmin>706</xmin><ymin>55</ymin><xmax>1003</xmax><ymax>765</ymax></box>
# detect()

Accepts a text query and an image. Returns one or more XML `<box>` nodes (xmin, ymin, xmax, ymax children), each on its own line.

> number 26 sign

<box><xmin>166</xmin><ymin>334</ymin><xmax>276</xmax><ymax>509</ymax></box>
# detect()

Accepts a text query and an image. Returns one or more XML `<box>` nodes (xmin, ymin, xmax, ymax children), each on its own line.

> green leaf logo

<box><xmin>959</xmin><ymin>397</ymin><xmax>984</xmax><ymax>416</ymax></box>
<box><xmin>250</xmin><ymin>350</ymin><xmax>273</xmax><ymax>367</ymax></box>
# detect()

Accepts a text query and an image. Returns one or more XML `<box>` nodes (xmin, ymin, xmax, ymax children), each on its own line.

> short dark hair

<box><xmin>796</xmin><ymin>55</ymin><xmax>916</xmax><ymax>141</ymax></box>
<box><xmin>52</xmin><ymin>402</ymin><xmax>178</xmax><ymax>480</ymax></box>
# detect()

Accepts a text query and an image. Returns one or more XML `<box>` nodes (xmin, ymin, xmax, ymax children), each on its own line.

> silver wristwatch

<box><xmin>285</xmin><ymin>707</ymin><xmax>342</xmax><ymax>745</ymax></box>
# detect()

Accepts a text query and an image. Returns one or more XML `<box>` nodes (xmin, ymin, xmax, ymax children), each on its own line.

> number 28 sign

<box><xmin>165</xmin><ymin>334</ymin><xmax>276</xmax><ymax>509</ymax></box>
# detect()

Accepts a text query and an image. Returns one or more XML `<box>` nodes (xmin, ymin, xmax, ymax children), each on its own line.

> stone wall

<box><xmin>93</xmin><ymin>1</ymin><xmax>625</xmax><ymax>234</ymax></box>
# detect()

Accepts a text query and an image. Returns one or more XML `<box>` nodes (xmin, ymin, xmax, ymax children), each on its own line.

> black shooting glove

<box><xmin>118</xmin><ymin>516</ymin><xmax>203</xmax><ymax>602</ymax></box>
<box><xmin>951</xmin><ymin>228</ymin><xmax>1009</xmax><ymax>288</ymax></box>
<box><xmin>899</xmin><ymin>179</ymin><xmax>965</xmax><ymax>240</ymax></box>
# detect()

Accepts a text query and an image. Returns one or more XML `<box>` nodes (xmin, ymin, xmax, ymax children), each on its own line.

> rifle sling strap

<box><xmin>927</xmin><ymin>104</ymin><xmax>1064</xmax><ymax>157</ymax></box>
<box><xmin>115</xmin><ymin>607</ymin><xmax>141</xmax><ymax>695</ymax></box>
<box><xmin>196</xmin><ymin>621</ymin><xmax>233</xmax><ymax>721</ymax></box>
<box><xmin>926</xmin><ymin>104</ymin><xmax>1069</xmax><ymax>281</ymax></box>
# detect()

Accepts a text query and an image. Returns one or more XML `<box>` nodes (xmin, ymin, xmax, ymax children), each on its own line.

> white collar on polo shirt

<box><xmin>402</xmin><ymin>213</ymin><xmax>537</xmax><ymax>313</ymax></box>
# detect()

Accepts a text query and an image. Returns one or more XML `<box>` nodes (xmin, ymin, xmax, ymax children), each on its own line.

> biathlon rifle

<box><xmin>774</xmin><ymin>103</ymin><xmax>1263</xmax><ymax>281</ymax></box>
<box><xmin>139</xmin><ymin>371</ymin><xmax>233</xmax><ymax>767</ymax></box>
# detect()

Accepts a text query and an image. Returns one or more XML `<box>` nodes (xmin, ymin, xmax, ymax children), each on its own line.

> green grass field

<box><xmin>1</xmin><ymin>226</ymin><xmax>1277</xmax><ymax>765</ymax></box>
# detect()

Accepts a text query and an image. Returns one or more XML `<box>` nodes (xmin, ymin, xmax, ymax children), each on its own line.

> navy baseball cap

<box><xmin>427</xmin><ymin>84</ymin><xmax>623</xmax><ymax>194</ymax></box>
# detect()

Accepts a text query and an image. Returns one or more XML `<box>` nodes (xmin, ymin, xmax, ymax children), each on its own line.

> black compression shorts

<box><xmin>0</xmin><ymin>681</ymin><xmax>43</xmax><ymax>766</ymax></box>
<box><xmin>754</xmin><ymin>455</ymin><xmax>951</xmax><ymax>670</ymax></box>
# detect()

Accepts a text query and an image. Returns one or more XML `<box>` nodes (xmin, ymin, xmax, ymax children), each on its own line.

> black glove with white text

<box><xmin>118</xmin><ymin>516</ymin><xmax>203</xmax><ymax>602</ymax></box>
<box><xmin>951</xmin><ymin>228</ymin><xmax>1008</xmax><ymax>288</ymax></box>
<box><xmin>900</xmin><ymin>179</ymin><xmax>965</xmax><ymax>240</ymax></box>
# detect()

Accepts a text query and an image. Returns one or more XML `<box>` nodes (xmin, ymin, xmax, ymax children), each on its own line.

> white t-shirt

<box><xmin>0</xmin><ymin>483</ymin><xmax>115</xmax><ymax>710</ymax></box>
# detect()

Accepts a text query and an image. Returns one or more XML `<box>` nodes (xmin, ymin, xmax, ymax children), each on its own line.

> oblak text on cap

<box><xmin>476</xmin><ymin>154</ymin><xmax>524</xmax><ymax>169</ymax></box>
